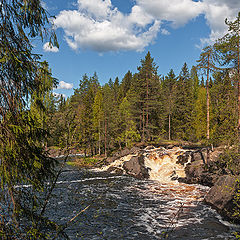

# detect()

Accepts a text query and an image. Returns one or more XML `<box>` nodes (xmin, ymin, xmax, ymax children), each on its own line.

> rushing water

<box><xmin>44</xmin><ymin>149</ymin><xmax>239</xmax><ymax>240</ymax></box>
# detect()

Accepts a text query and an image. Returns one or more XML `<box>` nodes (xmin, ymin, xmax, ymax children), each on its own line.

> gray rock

<box><xmin>123</xmin><ymin>154</ymin><xmax>149</xmax><ymax>179</ymax></box>
<box><xmin>106</xmin><ymin>156</ymin><xmax>118</xmax><ymax>164</ymax></box>
<box><xmin>176</xmin><ymin>151</ymin><xmax>192</xmax><ymax>165</ymax></box>
<box><xmin>205</xmin><ymin>175</ymin><xmax>240</xmax><ymax>223</ymax></box>
<box><xmin>129</xmin><ymin>146</ymin><xmax>141</xmax><ymax>154</ymax></box>
<box><xmin>106</xmin><ymin>148</ymin><xmax>131</xmax><ymax>164</ymax></box>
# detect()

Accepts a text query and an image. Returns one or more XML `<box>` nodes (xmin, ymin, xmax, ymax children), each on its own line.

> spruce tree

<box><xmin>211</xmin><ymin>71</ymin><xmax>237</xmax><ymax>144</ymax></box>
<box><xmin>162</xmin><ymin>69</ymin><xmax>177</xmax><ymax>140</ymax></box>
<box><xmin>130</xmin><ymin>51</ymin><xmax>160</xmax><ymax>141</ymax></box>
<box><xmin>118</xmin><ymin>71</ymin><xmax>132</xmax><ymax>101</ymax></box>
<box><xmin>174</xmin><ymin>63</ymin><xmax>195</xmax><ymax>140</ymax></box>
<box><xmin>0</xmin><ymin>0</ymin><xmax>61</xmax><ymax>237</ymax></box>
<box><xmin>93</xmin><ymin>88</ymin><xmax>104</xmax><ymax>155</ymax></box>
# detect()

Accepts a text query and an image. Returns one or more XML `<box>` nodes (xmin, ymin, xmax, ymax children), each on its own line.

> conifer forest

<box><xmin>1</xmin><ymin>0</ymin><xmax>240</xmax><ymax>239</ymax></box>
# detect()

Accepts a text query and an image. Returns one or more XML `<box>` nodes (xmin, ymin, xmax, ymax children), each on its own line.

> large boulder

<box><xmin>123</xmin><ymin>154</ymin><xmax>149</xmax><ymax>179</ymax></box>
<box><xmin>205</xmin><ymin>175</ymin><xmax>240</xmax><ymax>223</ymax></box>
<box><xmin>106</xmin><ymin>148</ymin><xmax>131</xmax><ymax>164</ymax></box>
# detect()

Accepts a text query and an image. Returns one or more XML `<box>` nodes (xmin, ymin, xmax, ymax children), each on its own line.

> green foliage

<box><xmin>217</xmin><ymin>147</ymin><xmax>240</xmax><ymax>175</ymax></box>
<box><xmin>173</xmin><ymin>63</ymin><xmax>195</xmax><ymax>141</ymax></box>
<box><xmin>192</xmin><ymin>86</ymin><xmax>207</xmax><ymax>141</ymax></box>
<box><xmin>210</xmin><ymin>71</ymin><xmax>237</xmax><ymax>145</ymax></box>
<box><xmin>0</xmin><ymin>0</ymin><xmax>67</xmax><ymax>238</ymax></box>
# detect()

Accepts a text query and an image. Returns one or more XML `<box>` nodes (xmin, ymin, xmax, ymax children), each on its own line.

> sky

<box><xmin>36</xmin><ymin>0</ymin><xmax>240</xmax><ymax>98</ymax></box>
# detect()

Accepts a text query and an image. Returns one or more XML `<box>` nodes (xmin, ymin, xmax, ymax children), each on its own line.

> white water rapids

<box><xmin>89</xmin><ymin>146</ymin><xmax>239</xmax><ymax>239</ymax></box>
<box><xmin>15</xmin><ymin>147</ymin><xmax>239</xmax><ymax>239</ymax></box>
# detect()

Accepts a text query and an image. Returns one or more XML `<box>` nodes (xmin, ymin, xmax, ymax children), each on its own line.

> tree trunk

<box><xmin>104</xmin><ymin>117</ymin><xmax>107</xmax><ymax>157</ymax></box>
<box><xmin>207</xmin><ymin>55</ymin><xmax>210</xmax><ymax>141</ymax></box>
<box><xmin>168</xmin><ymin>114</ymin><xmax>171</xmax><ymax>141</ymax></box>
<box><xmin>98</xmin><ymin>119</ymin><xmax>101</xmax><ymax>155</ymax></box>
<box><xmin>146</xmin><ymin>73</ymin><xmax>149</xmax><ymax>140</ymax></box>
<box><xmin>238</xmin><ymin>30</ymin><xmax>240</xmax><ymax>148</ymax></box>
<box><xmin>142</xmin><ymin>107</ymin><xmax>145</xmax><ymax>142</ymax></box>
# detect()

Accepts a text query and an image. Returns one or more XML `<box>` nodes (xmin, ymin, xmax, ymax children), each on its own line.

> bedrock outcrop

<box><xmin>204</xmin><ymin>175</ymin><xmax>240</xmax><ymax>223</ymax></box>
<box><xmin>180</xmin><ymin>147</ymin><xmax>240</xmax><ymax>223</ymax></box>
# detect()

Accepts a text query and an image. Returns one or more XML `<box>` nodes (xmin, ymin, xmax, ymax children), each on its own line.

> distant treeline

<box><xmin>46</xmin><ymin>51</ymin><xmax>237</xmax><ymax>155</ymax></box>
<box><xmin>44</xmin><ymin>13</ymin><xmax>240</xmax><ymax>156</ymax></box>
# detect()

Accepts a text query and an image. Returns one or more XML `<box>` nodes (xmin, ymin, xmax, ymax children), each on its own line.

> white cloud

<box><xmin>57</xmin><ymin>81</ymin><xmax>73</xmax><ymax>90</ymax></box>
<box><xmin>77</xmin><ymin>0</ymin><xmax>114</xmax><ymax>19</ymax></box>
<box><xmin>199</xmin><ymin>0</ymin><xmax>240</xmax><ymax>46</ymax></box>
<box><xmin>54</xmin><ymin>0</ymin><xmax>240</xmax><ymax>52</ymax></box>
<box><xmin>136</xmin><ymin>0</ymin><xmax>205</xmax><ymax>28</ymax></box>
<box><xmin>161</xmin><ymin>29</ymin><xmax>170</xmax><ymax>35</ymax></box>
<box><xmin>43</xmin><ymin>42</ymin><xmax>59</xmax><ymax>52</ymax></box>
<box><xmin>54</xmin><ymin>1</ymin><xmax>159</xmax><ymax>52</ymax></box>
<box><xmin>127</xmin><ymin>5</ymin><xmax>154</xmax><ymax>27</ymax></box>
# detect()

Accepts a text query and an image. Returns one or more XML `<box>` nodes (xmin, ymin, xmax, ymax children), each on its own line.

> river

<box><xmin>44</xmin><ymin>149</ymin><xmax>239</xmax><ymax>240</ymax></box>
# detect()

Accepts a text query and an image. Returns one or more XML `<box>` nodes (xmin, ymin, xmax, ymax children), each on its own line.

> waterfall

<box><xmin>143</xmin><ymin>147</ymin><xmax>191</xmax><ymax>182</ymax></box>
<box><xmin>93</xmin><ymin>146</ymin><xmax>192</xmax><ymax>183</ymax></box>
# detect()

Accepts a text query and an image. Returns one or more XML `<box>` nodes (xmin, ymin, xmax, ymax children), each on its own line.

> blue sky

<box><xmin>37</xmin><ymin>0</ymin><xmax>240</xmax><ymax>98</ymax></box>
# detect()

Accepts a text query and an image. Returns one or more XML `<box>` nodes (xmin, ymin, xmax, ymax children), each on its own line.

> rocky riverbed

<box><xmin>103</xmin><ymin>145</ymin><xmax>240</xmax><ymax>224</ymax></box>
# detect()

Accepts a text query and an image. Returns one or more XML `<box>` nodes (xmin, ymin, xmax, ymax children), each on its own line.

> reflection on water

<box><xmin>44</xmin><ymin>164</ymin><xmax>237</xmax><ymax>240</ymax></box>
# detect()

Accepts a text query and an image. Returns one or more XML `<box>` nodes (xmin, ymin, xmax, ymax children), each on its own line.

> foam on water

<box><xmin>88</xmin><ymin>146</ymin><xmax>238</xmax><ymax>238</ymax></box>
<box><xmin>144</xmin><ymin>147</ymin><xmax>190</xmax><ymax>182</ymax></box>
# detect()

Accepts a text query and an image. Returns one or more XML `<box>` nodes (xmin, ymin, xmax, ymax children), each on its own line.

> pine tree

<box><xmin>196</xmin><ymin>45</ymin><xmax>218</xmax><ymax>142</ymax></box>
<box><xmin>162</xmin><ymin>69</ymin><xmax>177</xmax><ymax>140</ymax></box>
<box><xmin>215</xmin><ymin>12</ymin><xmax>240</xmax><ymax>144</ymax></box>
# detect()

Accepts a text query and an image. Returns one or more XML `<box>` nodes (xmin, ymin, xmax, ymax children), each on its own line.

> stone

<box><xmin>129</xmin><ymin>146</ymin><xmax>141</xmax><ymax>154</ymax></box>
<box><xmin>205</xmin><ymin>175</ymin><xmax>240</xmax><ymax>223</ymax></box>
<box><xmin>105</xmin><ymin>156</ymin><xmax>118</xmax><ymax>164</ymax></box>
<box><xmin>106</xmin><ymin>148</ymin><xmax>131</xmax><ymax>164</ymax></box>
<box><xmin>123</xmin><ymin>155</ymin><xmax>149</xmax><ymax>179</ymax></box>
<box><xmin>176</xmin><ymin>151</ymin><xmax>192</xmax><ymax>165</ymax></box>
<box><xmin>144</xmin><ymin>145</ymin><xmax>155</xmax><ymax>151</ymax></box>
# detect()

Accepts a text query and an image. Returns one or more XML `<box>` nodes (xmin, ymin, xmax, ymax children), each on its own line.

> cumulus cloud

<box><xmin>137</xmin><ymin>0</ymin><xmax>240</xmax><ymax>46</ymax></box>
<box><xmin>54</xmin><ymin>0</ymin><xmax>160</xmax><ymax>52</ymax></box>
<box><xmin>57</xmin><ymin>81</ymin><xmax>73</xmax><ymax>90</ymax></box>
<box><xmin>136</xmin><ymin>0</ymin><xmax>205</xmax><ymax>28</ymax></box>
<box><xmin>41</xmin><ymin>1</ymin><xmax>48</xmax><ymax>10</ymax></box>
<box><xmin>54</xmin><ymin>0</ymin><xmax>240</xmax><ymax>52</ymax></box>
<box><xmin>199</xmin><ymin>0</ymin><xmax>240</xmax><ymax>46</ymax></box>
<box><xmin>43</xmin><ymin>42</ymin><xmax>59</xmax><ymax>52</ymax></box>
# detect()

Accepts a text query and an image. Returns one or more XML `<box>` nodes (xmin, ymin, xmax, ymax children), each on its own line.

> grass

<box><xmin>66</xmin><ymin>157</ymin><xmax>104</xmax><ymax>168</ymax></box>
